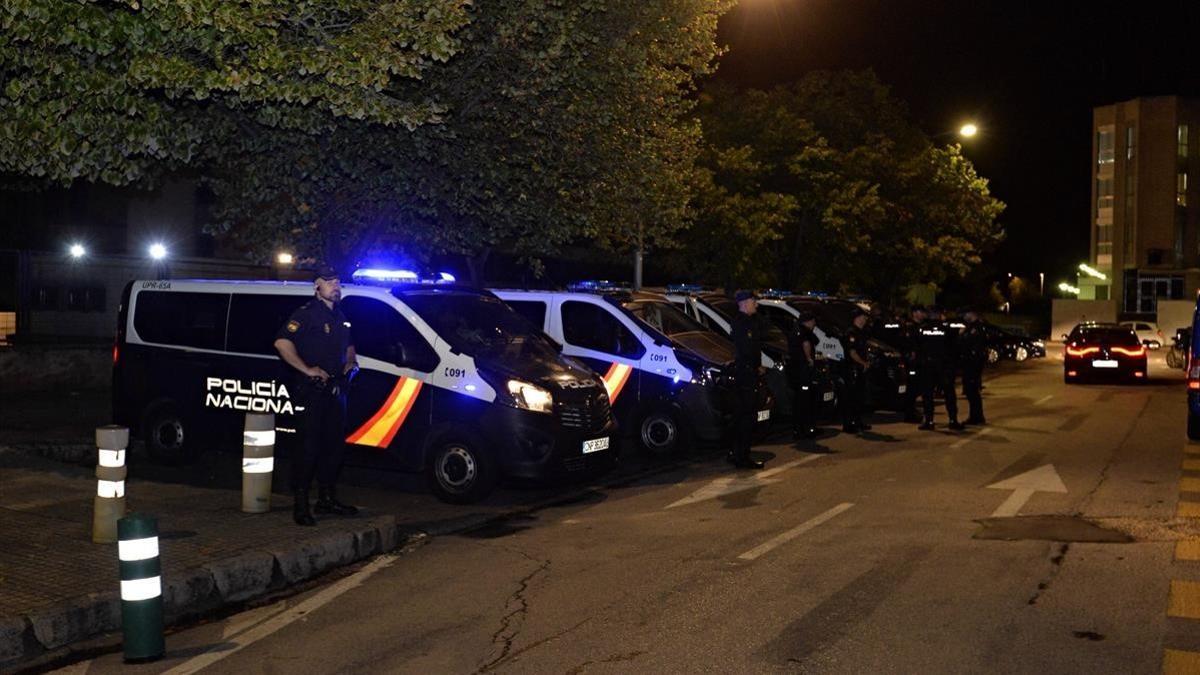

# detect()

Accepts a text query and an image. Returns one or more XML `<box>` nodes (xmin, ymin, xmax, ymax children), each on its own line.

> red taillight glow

<box><xmin>1190</xmin><ymin>381</ymin><xmax>1200</xmax><ymax>390</ymax></box>
<box><xmin>1067</xmin><ymin>370</ymin><xmax>1078</xmax><ymax>376</ymax></box>
<box><xmin>1134</xmin><ymin>371</ymin><xmax>1145</xmax><ymax>378</ymax></box>
<box><xmin>112</xmin><ymin>344</ymin><xmax>119</xmax><ymax>365</ymax></box>
<box><xmin>1112</xmin><ymin>346</ymin><xmax>1146</xmax><ymax>357</ymax></box>
<box><xmin>1066</xmin><ymin>345</ymin><xmax>1100</xmax><ymax>357</ymax></box>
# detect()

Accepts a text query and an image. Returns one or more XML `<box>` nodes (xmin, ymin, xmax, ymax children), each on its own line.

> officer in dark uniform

<box><xmin>788</xmin><ymin>310</ymin><xmax>820</xmax><ymax>439</ymax></box>
<box><xmin>958</xmin><ymin>307</ymin><xmax>988</xmax><ymax>425</ymax></box>
<box><xmin>273</xmin><ymin>265</ymin><xmax>360</xmax><ymax>526</ymax></box>
<box><xmin>898</xmin><ymin>306</ymin><xmax>926</xmax><ymax>423</ymax></box>
<box><xmin>916</xmin><ymin>306</ymin><xmax>964</xmax><ymax>431</ymax></box>
<box><xmin>840</xmin><ymin>307</ymin><xmax>873</xmax><ymax>433</ymax></box>
<box><xmin>729</xmin><ymin>290</ymin><xmax>765</xmax><ymax>470</ymax></box>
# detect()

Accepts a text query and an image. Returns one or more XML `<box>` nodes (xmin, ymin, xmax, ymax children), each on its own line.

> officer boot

<box><xmin>293</xmin><ymin>490</ymin><xmax>316</xmax><ymax>527</ymax></box>
<box><xmin>948</xmin><ymin>418</ymin><xmax>966</xmax><ymax>431</ymax></box>
<box><xmin>918</xmin><ymin>417</ymin><xmax>936</xmax><ymax>431</ymax></box>
<box><xmin>315</xmin><ymin>486</ymin><xmax>359</xmax><ymax>516</ymax></box>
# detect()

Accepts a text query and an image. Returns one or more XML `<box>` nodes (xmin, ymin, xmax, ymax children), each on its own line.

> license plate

<box><xmin>582</xmin><ymin>437</ymin><xmax>609</xmax><ymax>454</ymax></box>
<box><xmin>822</xmin><ymin>391</ymin><xmax>835</xmax><ymax>402</ymax></box>
<box><xmin>897</xmin><ymin>385</ymin><xmax>907</xmax><ymax>394</ymax></box>
<box><xmin>757</xmin><ymin>409</ymin><xmax>770</xmax><ymax>422</ymax></box>
<box><xmin>1092</xmin><ymin>359</ymin><xmax>1119</xmax><ymax>369</ymax></box>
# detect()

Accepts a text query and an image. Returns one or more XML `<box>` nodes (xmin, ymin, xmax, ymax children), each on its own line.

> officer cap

<box><xmin>910</xmin><ymin>304</ymin><xmax>927</xmax><ymax>314</ymax></box>
<box><xmin>959</xmin><ymin>306</ymin><xmax>978</xmax><ymax>316</ymax></box>
<box><xmin>314</xmin><ymin>264</ymin><xmax>340</xmax><ymax>281</ymax></box>
<box><xmin>850</xmin><ymin>307</ymin><xmax>868</xmax><ymax>319</ymax></box>
<box><xmin>734</xmin><ymin>290</ymin><xmax>757</xmax><ymax>302</ymax></box>
<box><xmin>796</xmin><ymin>310</ymin><xmax>816</xmax><ymax>323</ymax></box>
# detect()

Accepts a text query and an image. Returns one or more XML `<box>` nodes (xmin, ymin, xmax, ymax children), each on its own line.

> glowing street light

<box><xmin>1078</xmin><ymin>263</ymin><xmax>1107</xmax><ymax>280</ymax></box>
<box><xmin>68</xmin><ymin>243</ymin><xmax>86</xmax><ymax>259</ymax></box>
<box><xmin>959</xmin><ymin>123</ymin><xmax>979</xmax><ymax>138</ymax></box>
<box><xmin>1058</xmin><ymin>282</ymin><xmax>1081</xmax><ymax>295</ymax></box>
<box><xmin>148</xmin><ymin>243</ymin><xmax>167</xmax><ymax>261</ymax></box>
<box><xmin>276</xmin><ymin>252</ymin><xmax>294</xmax><ymax>265</ymax></box>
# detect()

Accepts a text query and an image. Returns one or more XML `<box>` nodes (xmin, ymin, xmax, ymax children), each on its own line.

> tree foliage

<box><xmin>681</xmin><ymin>72</ymin><xmax>1005</xmax><ymax>303</ymax></box>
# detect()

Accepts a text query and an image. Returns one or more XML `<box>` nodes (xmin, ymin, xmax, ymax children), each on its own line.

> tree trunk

<box><xmin>466</xmin><ymin>247</ymin><xmax>492</xmax><ymax>287</ymax></box>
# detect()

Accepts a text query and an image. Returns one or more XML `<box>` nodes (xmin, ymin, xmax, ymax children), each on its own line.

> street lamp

<box><xmin>68</xmin><ymin>243</ymin><xmax>86</xmax><ymax>259</ymax></box>
<box><xmin>148</xmin><ymin>243</ymin><xmax>167</xmax><ymax>261</ymax></box>
<box><xmin>276</xmin><ymin>252</ymin><xmax>294</xmax><ymax>265</ymax></box>
<box><xmin>959</xmin><ymin>123</ymin><xmax>978</xmax><ymax>138</ymax></box>
<box><xmin>1058</xmin><ymin>282</ymin><xmax>1081</xmax><ymax>296</ymax></box>
<box><xmin>1078</xmin><ymin>263</ymin><xmax>1107</xmax><ymax>280</ymax></box>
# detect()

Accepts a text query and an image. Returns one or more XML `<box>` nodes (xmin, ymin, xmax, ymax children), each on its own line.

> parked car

<box><xmin>1063</xmin><ymin>322</ymin><xmax>1147</xmax><ymax>384</ymax></box>
<box><xmin>980</xmin><ymin>325</ymin><xmax>1047</xmax><ymax>365</ymax></box>
<box><xmin>1119</xmin><ymin>321</ymin><xmax>1165</xmax><ymax>349</ymax></box>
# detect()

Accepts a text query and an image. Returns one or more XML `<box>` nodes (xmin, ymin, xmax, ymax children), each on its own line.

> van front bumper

<box><xmin>485</xmin><ymin>406</ymin><xmax>619</xmax><ymax>482</ymax></box>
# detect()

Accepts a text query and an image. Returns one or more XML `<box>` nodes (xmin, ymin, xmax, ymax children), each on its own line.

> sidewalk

<box><xmin>0</xmin><ymin>440</ymin><xmax>626</xmax><ymax>672</ymax></box>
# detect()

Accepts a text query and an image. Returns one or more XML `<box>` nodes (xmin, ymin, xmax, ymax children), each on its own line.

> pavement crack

<box><xmin>1027</xmin><ymin>542</ymin><xmax>1070</xmax><ymax>605</ymax></box>
<box><xmin>475</xmin><ymin>553</ymin><xmax>551</xmax><ymax>674</ymax></box>
<box><xmin>1073</xmin><ymin>396</ymin><xmax>1150</xmax><ymax>515</ymax></box>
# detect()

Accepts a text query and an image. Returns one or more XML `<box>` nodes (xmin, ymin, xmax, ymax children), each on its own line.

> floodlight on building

<box><xmin>276</xmin><ymin>252</ymin><xmax>294</xmax><ymax>265</ymax></box>
<box><xmin>148</xmin><ymin>243</ymin><xmax>167</xmax><ymax>261</ymax></box>
<box><xmin>1078</xmin><ymin>263</ymin><xmax>1106</xmax><ymax>280</ymax></box>
<box><xmin>959</xmin><ymin>123</ymin><xmax>979</xmax><ymax>138</ymax></box>
<box><xmin>69</xmin><ymin>243</ymin><xmax>86</xmax><ymax>259</ymax></box>
<box><xmin>1058</xmin><ymin>282</ymin><xmax>1081</xmax><ymax>295</ymax></box>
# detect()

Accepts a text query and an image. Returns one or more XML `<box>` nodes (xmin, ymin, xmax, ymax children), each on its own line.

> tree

<box><xmin>0</xmin><ymin>0</ymin><xmax>469</xmax><ymax>187</ymax></box>
<box><xmin>682</xmin><ymin>71</ymin><xmax>1005</xmax><ymax>303</ymax></box>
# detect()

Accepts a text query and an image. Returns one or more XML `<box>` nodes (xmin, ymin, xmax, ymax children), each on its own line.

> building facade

<box><xmin>1088</xmin><ymin>96</ymin><xmax>1200</xmax><ymax>315</ymax></box>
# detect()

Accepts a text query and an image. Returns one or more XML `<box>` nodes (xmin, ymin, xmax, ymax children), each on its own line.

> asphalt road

<box><xmin>53</xmin><ymin>353</ymin><xmax>1200</xmax><ymax>674</ymax></box>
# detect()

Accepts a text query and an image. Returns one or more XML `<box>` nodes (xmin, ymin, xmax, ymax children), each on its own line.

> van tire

<box><xmin>427</xmin><ymin>433</ymin><xmax>497</xmax><ymax>504</ymax></box>
<box><xmin>637</xmin><ymin>407</ymin><xmax>685</xmax><ymax>457</ymax></box>
<box><xmin>143</xmin><ymin>402</ymin><xmax>198</xmax><ymax>465</ymax></box>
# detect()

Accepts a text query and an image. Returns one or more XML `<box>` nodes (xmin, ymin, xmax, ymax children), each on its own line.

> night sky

<box><xmin>716</xmin><ymin>0</ymin><xmax>1200</xmax><ymax>285</ymax></box>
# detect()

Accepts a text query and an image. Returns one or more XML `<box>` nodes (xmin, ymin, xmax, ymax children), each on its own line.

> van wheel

<box><xmin>638</xmin><ymin>408</ymin><xmax>683</xmax><ymax>457</ymax></box>
<box><xmin>143</xmin><ymin>403</ymin><xmax>198</xmax><ymax>465</ymax></box>
<box><xmin>1014</xmin><ymin>346</ymin><xmax>1029</xmax><ymax>362</ymax></box>
<box><xmin>427</xmin><ymin>435</ymin><xmax>497</xmax><ymax>504</ymax></box>
<box><xmin>986</xmin><ymin>348</ymin><xmax>1000</xmax><ymax>365</ymax></box>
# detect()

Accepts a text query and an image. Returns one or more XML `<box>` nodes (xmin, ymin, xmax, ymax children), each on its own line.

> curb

<box><xmin>0</xmin><ymin>450</ymin><xmax>714</xmax><ymax>671</ymax></box>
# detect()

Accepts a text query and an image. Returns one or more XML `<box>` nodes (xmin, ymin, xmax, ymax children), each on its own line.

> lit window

<box><xmin>1126</xmin><ymin>125</ymin><xmax>1136</xmax><ymax>160</ymax></box>
<box><xmin>1097</xmin><ymin>128</ymin><xmax>1115</xmax><ymax>165</ymax></box>
<box><xmin>1180</xmin><ymin>125</ymin><xmax>1190</xmax><ymax>159</ymax></box>
<box><xmin>1096</xmin><ymin>176</ymin><xmax>1114</xmax><ymax>210</ymax></box>
<box><xmin>1178</xmin><ymin>172</ymin><xmax>1189</xmax><ymax>207</ymax></box>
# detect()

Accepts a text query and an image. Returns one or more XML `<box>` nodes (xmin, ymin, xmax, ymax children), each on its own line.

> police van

<box><xmin>754</xmin><ymin>294</ymin><xmax>908</xmax><ymax>411</ymax></box>
<box><xmin>492</xmin><ymin>284</ymin><xmax>773</xmax><ymax>456</ymax></box>
<box><xmin>112</xmin><ymin>272</ymin><xmax>617</xmax><ymax>503</ymax></box>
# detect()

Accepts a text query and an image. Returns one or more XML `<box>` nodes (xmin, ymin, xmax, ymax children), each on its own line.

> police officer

<box><xmin>916</xmin><ymin>306</ymin><xmax>965</xmax><ymax>431</ymax></box>
<box><xmin>788</xmin><ymin>310</ymin><xmax>820</xmax><ymax>439</ymax></box>
<box><xmin>729</xmin><ymin>290</ymin><xmax>765</xmax><ymax>470</ymax></box>
<box><xmin>898</xmin><ymin>306</ymin><xmax>926</xmax><ymax>423</ymax></box>
<box><xmin>273</xmin><ymin>265</ymin><xmax>360</xmax><ymax>526</ymax></box>
<box><xmin>840</xmin><ymin>307</ymin><xmax>873</xmax><ymax>433</ymax></box>
<box><xmin>958</xmin><ymin>307</ymin><xmax>988</xmax><ymax>425</ymax></box>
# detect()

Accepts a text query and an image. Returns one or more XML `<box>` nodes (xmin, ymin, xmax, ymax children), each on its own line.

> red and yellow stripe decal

<box><xmin>602</xmin><ymin>362</ymin><xmax>633</xmax><ymax>403</ymax></box>
<box><xmin>346</xmin><ymin>377</ymin><xmax>423</xmax><ymax>448</ymax></box>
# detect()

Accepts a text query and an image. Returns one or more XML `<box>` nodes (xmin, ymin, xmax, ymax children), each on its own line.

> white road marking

<box><xmin>162</xmin><ymin>554</ymin><xmax>399</xmax><ymax>675</ymax></box>
<box><xmin>986</xmin><ymin>464</ymin><xmax>1067</xmax><ymax>517</ymax></box>
<box><xmin>951</xmin><ymin>426</ymin><xmax>994</xmax><ymax>448</ymax></box>
<box><xmin>737</xmin><ymin>503</ymin><xmax>855</xmax><ymax>561</ymax></box>
<box><xmin>666</xmin><ymin>455</ymin><xmax>823</xmax><ymax>509</ymax></box>
<box><xmin>1034</xmin><ymin>395</ymin><xmax>1053</xmax><ymax>405</ymax></box>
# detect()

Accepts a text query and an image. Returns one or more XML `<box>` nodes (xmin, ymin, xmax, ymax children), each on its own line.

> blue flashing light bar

<box><xmin>666</xmin><ymin>283</ymin><xmax>706</xmax><ymax>294</ymax></box>
<box><xmin>438</xmin><ymin>271</ymin><xmax>456</xmax><ymax>283</ymax></box>
<box><xmin>567</xmin><ymin>280</ymin><xmax>630</xmax><ymax>293</ymax></box>
<box><xmin>758</xmin><ymin>288</ymin><xmax>793</xmax><ymax>299</ymax></box>
<box><xmin>803</xmin><ymin>290</ymin><xmax>829</xmax><ymax>298</ymax></box>
<box><xmin>352</xmin><ymin>268</ymin><xmax>419</xmax><ymax>283</ymax></box>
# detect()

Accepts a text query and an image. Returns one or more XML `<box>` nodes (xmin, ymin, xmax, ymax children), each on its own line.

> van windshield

<box><xmin>625</xmin><ymin>300</ymin><xmax>708</xmax><ymax>338</ymax></box>
<box><xmin>400</xmin><ymin>291</ymin><xmax>559</xmax><ymax>361</ymax></box>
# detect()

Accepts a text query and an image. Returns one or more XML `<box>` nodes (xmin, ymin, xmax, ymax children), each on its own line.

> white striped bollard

<box><xmin>242</xmin><ymin>412</ymin><xmax>275</xmax><ymax>513</ymax></box>
<box><xmin>93</xmin><ymin>425</ymin><xmax>128</xmax><ymax>543</ymax></box>
<box><xmin>118</xmin><ymin>513</ymin><xmax>164</xmax><ymax>662</ymax></box>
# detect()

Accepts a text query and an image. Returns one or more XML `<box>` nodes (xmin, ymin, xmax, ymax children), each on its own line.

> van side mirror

<box><xmin>393</xmin><ymin>343</ymin><xmax>437</xmax><ymax>373</ymax></box>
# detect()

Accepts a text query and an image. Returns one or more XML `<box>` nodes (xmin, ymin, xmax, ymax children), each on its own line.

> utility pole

<box><xmin>633</xmin><ymin>224</ymin><xmax>644</xmax><ymax>290</ymax></box>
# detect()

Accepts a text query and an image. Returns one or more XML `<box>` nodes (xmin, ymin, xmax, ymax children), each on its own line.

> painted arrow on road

<box><xmin>666</xmin><ymin>455</ymin><xmax>822</xmax><ymax>509</ymax></box>
<box><xmin>986</xmin><ymin>464</ymin><xmax>1067</xmax><ymax>517</ymax></box>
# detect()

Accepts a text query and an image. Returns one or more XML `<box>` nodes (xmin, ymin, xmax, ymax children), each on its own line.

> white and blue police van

<box><xmin>492</xmin><ymin>283</ymin><xmax>773</xmax><ymax>456</ymax></box>
<box><xmin>112</xmin><ymin>270</ymin><xmax>617</xmax><ymax>503</ymax></box>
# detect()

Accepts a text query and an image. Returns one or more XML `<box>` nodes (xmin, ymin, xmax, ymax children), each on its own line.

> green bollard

<box><xmin>118</xmin><ymin>513</ymin><xmax>164</xmax><ymax>663</ymax></box>
<box><xmin>242</xmin><ymin>412</ymin><xmax>276</xmax><ymax>513</ymax></box>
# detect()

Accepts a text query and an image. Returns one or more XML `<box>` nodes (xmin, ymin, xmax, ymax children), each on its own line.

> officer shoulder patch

<box><xmin>286</xmin><ymin>320</ymin><xmax>300</xmax><ymax>333</ymax></box>
<box><xmin>324</xmin><ymin>323</ymin><xmax>331</xmax><ymax>334</ymax></box>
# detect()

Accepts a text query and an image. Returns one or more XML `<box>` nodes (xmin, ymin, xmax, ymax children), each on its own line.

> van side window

<box><xmin>340</xmin><ymin>296</ymin><xmax>437</xmax><ymax>369</ymax></box>
<box><xmin>758</xmin><ymin>305</ymin><xmax>795</xmax><ymax>332</ymax></box>
<box><xmin>227</xmin><ymin>294</ymin><xmax>309</xmax><ymax>355</ymax></box>
<box><xmin>561</xmin><ymin>301</ymin><xmax>645</xmax><ymax>359</ymax></box>
<box><xmin>134</xmin><ymin>291</ymin><xmax>229</xmax><ymax>350</ymax></box>
<box><xmin>505</xmin><ymin>300</ymin><xmax>547</xmax><ymax>329</ymax></box>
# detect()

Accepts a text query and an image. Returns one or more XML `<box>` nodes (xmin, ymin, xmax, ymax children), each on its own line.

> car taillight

<box><xmin>1189</xmin><ymin>357</ymin><xmax>1200</xmax><ymax>380</ymax></box>
<box><xmin>1066</xmin><ymin>344</ymin><xmax>1100</xmax><ymax>357</ymax></box>
<box><xmin>1112</xmin><ymin>346</ymin><xmax>1146</xmax><ymax>357</ymax></box>
<box><xmin>112</xmin><ymin>343</ymin><xmax>119</xmax><ymax>365</ymax></box>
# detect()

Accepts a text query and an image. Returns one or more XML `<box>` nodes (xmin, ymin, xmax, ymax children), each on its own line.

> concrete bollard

<box><xmin>118</xmin><ymin>513</ymin><xmax>164</xmax><ymax>663</ymax></box>
<box><xmin>242</xmin><ymin>413</ymin><xmax>276</xmax><ymax>513</ymax></box>
<box><xmin>93</xmin><ymin>425</ymin><xmax>128</xmax><ymax>544</ymax></box>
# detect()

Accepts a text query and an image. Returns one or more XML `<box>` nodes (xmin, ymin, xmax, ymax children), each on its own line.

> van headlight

<box><xmin>506</xmin><ymin>379</ymin><xmax>554</xmax><ymax>414</ymax></box>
